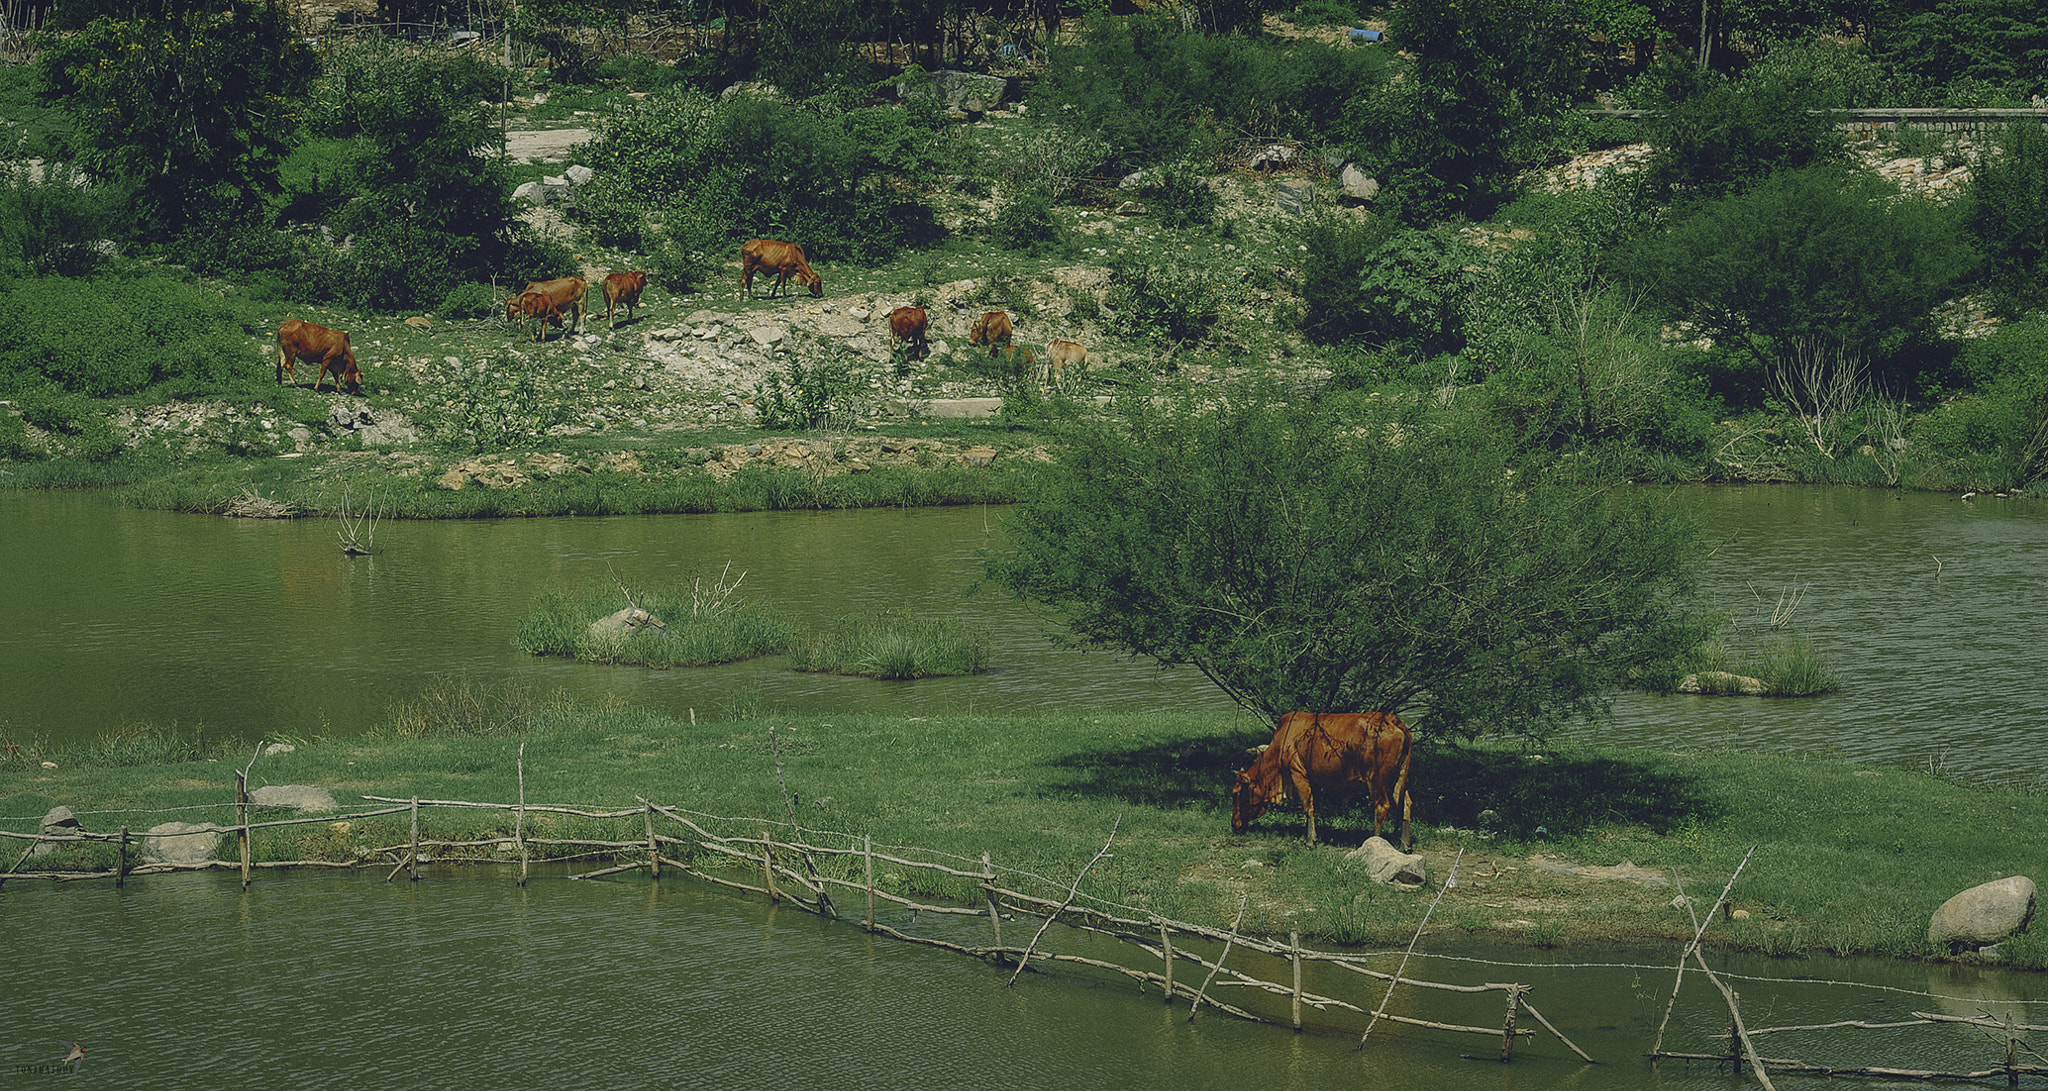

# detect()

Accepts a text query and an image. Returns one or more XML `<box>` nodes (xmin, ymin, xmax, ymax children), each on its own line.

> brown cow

<box><xmin>277</xmin><ymin>319</ymin><xmax>362</xmax><ymax>394</ymax></box>
<box><xmin>513</xmin><ymin>276</ymin><xmax>588</xmax><ymax>334</ymax></box>
<box><xmin>1231</xmin><ymin>711</ymin><xmax>1413</xmax><ymax>847</ymax></box>
<box><xmin>1045</xmin><ymin>338</ymin><xmax>1088</xmax><ymax>392</ymax></box>
<box><xmin>509</xmin><ymin>290</ymin><xmax>566</xmax><ymax>342</ymax></box>
<box><xmin>968</xmin><ymin>310</ymin><xmax>1013</xmax><ymax>356</ymax></box>
<box><xmin>602</xmin><ymin>270</ymin><xmax>647</xmax><ymax>326</ymax></box>
<box><xmin>888</xmin><ymin>305</ymin><xmax>929</xmax><ymax>361</ymax></box>
<box><xmin>739</xmin><ymin>238</ymin><xmax>821</xmax><ymax>299</ymax></box>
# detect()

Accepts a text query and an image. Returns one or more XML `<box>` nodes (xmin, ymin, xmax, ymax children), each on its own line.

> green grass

<box><xmin>6</xmin><ymin>703</ymin><xmax>2043</xmax><ymax>965</ymax></box>
<box><xmin>515</xmin><ymin>580</ymin><xmax>797</xmax><ymax>667</ymax></box>
<box><xmin>788</xmin><ymin>610</ymin><xmax>990</xmax><ymax>679</ymax></box>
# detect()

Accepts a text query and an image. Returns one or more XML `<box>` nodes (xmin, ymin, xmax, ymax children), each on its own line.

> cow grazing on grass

<box><xmin>888</xmin><ymin>305</ymin><xmax>930</xmax><ymax>361</ymax></box>
<box><xmin>602</xmin><ymin>271</ymin><xmax>647</xmax><ymax>326</ymax></box>
<box><xmin>1045</xmin><ymin>338</ymin><xmax>1088</xmax><ymax>392</ymax></box>
<box><xmin>512</xmin><ymin>276</ymin><xmax>589</xmax><ymax>334</ymax></box>
<box><xmin>968</xmin><ymin>310</ymin><xmax>1013</xmax><ymax>356</ymax></box>
<box><xmin>276</xmin><ymin>319</ymin><xmax>362</xmax><ymax>394</ymax></box>
<box><xmin>739</xmin><ymin>238</ymin><xmax>821</xmax><ymax>299</ymax></box>
<box><xmin>1231</xmin><ymin>711</ymin><xmax>1413</xmax><ymax>847</ymax></box>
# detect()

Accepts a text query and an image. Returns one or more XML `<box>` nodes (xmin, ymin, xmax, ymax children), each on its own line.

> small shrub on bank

<box><xmin>515</xmin><ymin>577</ymin><xmax>796</xmax><ymax>668</ymax></box>
<box><xmin>788</xmin><ymin>611</ymin><xmax>990</xmax><ymax>679</ymax></box>
<box><xmin>753</xmin><ymin>357</ymin><xmax>867</xmax><ymax>430</ymax></box>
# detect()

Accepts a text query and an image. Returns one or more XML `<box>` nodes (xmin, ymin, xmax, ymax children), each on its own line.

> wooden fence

<box><xmin>7</xmin><ymin>752</ymin><xmax>2044</xmax><ymax>1082</ymax></box>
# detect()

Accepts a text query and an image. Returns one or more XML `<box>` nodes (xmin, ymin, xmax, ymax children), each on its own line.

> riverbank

<box><xmin>5</xmin><ymin>706</ymin><xmax>2039</xmax><ymax>968</ymax></box>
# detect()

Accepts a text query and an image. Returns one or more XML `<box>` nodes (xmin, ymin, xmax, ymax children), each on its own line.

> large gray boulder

<box><xmin>1343</xmin><ymin>836</ymin><xmax>1428</xmax><ymax>887</ymax></box>
<box><xmin>250</xmin><ymin>785</ymin><xmax>337</xmax><ymax>813</ymax></box>
<box><xmin>1929</xmin><ymin>876</ymin><xmax>2036</xmax><ymax>950</ymax></box>
<box><xmin>143</xmin><ymin>822</ymin><xmax>221</xmax><ymax>866</ymax></box>
<box><xmin>896</xmin><ymin>70</ymin><xmax>1009</xmax><ymax>112</ymax></box>
<box><xmin>590</xmin><ymin>607</ymin><xmax>668</xmax><ymax>639</ymax></box>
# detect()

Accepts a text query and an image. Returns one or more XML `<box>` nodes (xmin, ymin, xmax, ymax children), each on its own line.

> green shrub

<box><xmin>1137</xmin><ymin>158</ymin><xmax>1219</xmax><ymax>229</ymax></box>
<box><xmin>753</xmin><ymin>357</ymin><xmax>866</xmax><ymax>430</ymax></box>
<box><xmin>1965</xmin><ymin>122</ymin><xmax>2048</xmax><ymax>316</ymax></box>
<box><xmin>1640</xmin><ymin>71</ymin><xmax>1848</xmax><ymax>201</ymax></box>
<box><xmin>0</xmin><ymin>162</ymin><xmax>125</xmax><ymax>278</ymax></box>
<box><xmin>991</xmin><ymin>187</ymin><xmax>1062</xmax><ymax>253</ymax></box>
<box><xmin>0</xmin><ymin>273</ymin><xmax>260</xmax><ymax>397</ymax></box>
<box><xmin>0</xmin><ymin>410</ymin><xmax>38</xmax><ymax>460</ymax></box>
<box><xmin>1106</xmin><ymin>258</ymin><xmax>1221</xmax><ymax>347</ymax></box>
<box><xmin>438</xmin><ymin>282</ymin><xmax>502</xmax><ymax>321</ymax></box>
<box><xmin>428</xmin><ymin>354</ymin><xmax>569</xmax><ymax>454</ymax></box>
<box><xmin>788</xmin><ymin>610</ymin><xmax>990</xmax><ymax>679</ymax></box>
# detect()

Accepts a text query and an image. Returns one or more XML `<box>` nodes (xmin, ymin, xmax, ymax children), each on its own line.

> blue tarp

<box><xmin>1345</xmin><ymin>28</ymin><xmax>1383</xmax><ymax>42</ymax></box>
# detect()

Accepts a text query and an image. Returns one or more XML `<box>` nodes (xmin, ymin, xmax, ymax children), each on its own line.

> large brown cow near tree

<box><xmin>1230</xmin><ymin>712</ymin><xmax>1413</xmax><ymax>847</ymax></box>
<box><xmin>739</xmin><ymin>238</ymin><xmax>821</xmax><ymax>299</ymax></box>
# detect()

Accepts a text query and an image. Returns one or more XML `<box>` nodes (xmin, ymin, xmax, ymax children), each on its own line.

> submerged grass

<box><xmin>6</xmin><ymin>703</ymin><xmax>2044</xmax><ymax>967</ymax></box>
<box><xmin>787</xmin><ymin>610</ymin><xmax>990</xmax><ymax>679</ymax></box>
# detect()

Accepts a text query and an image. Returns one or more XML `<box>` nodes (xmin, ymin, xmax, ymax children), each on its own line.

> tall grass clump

<box><xmin>383</xmin><ymin>675</ymin><xmax>540</xmax><ymax>738</ymax></box>
<box><xmin>788</xmin><ymin>610</ymin><xmax>990</xmax><ymax>679</ymax></box>
<box><xmin>515</xmin><ymin>571</ymin><xmax>796</xmax><ymax>668</ymax></box>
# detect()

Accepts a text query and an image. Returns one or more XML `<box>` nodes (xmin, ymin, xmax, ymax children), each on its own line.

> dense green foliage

<box><xmin>1621</xmin><ymin>164</ymin><xmax>1977</xmax><ymax>392</ymax></box>
<box><xmin>1965</xmin><ymin>122</ymin><xmax>2048</xmax><ymax>317</ymax></box>
<box><xmin>788</xmin><ymin>611</ymin><xmax>990</xmax><ymax>679</ymax></box>
<box><xmin>0</xmin><ymin>272</ymin><xmax>260</xmax><ymax>398</ymax></box>
<box><xmin>35</xmin><ymin>0</ymin><xmax>314</xmax><ymax>244</ymax></box>
<box><xmin>986</xmin><ymin>382</ymin><xmax>1708</xmax><ymax>736</ymax></box>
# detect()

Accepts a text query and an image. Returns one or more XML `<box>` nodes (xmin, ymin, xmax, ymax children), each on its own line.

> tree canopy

<box><xmin>985</xmin><ymin>386</ymin><xmax>1709</xmax><ymax>738</ymax></box>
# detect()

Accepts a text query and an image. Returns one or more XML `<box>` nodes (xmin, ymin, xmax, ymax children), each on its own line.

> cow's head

<box><xmin>801</xmin><ymin>269</ymin><xmax>823</xmax><ymax>297</ymax></box>
<box><xmin>1229</xmin><ymin>768</ymin><xmax>1267</xmax><ymax>833</ymax></box>
<box><xmin>337</xmin><ymin>336</ymin><xmax>362</xmax><ymax>394</ymax></box>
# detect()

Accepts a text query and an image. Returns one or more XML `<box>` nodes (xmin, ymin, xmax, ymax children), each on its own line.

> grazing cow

<box><xmin>602</xmin><ymin>270</ymin><xmax>647</xmax><ymax>327</ymax></box>
<box><xmin>1231</xmin><ymin>711</ymin><xmax>1414</xmax><ymax>847</ymax></box>
<box><xmin>888</xmin><ymin>305</ymin><xmax>929</xmax><ymax>361</ymax></box>
<box><xmin>509</xmin><ymin>290</ymin><xmax>566</xmax><ymax>342</ymax></box>
<box><xmin>513</xmin><ymin>276</ymin><xmax>589</xmax><ymax>334</ymax></box>
<box><xmin>1045</xmin><ymin>338</ymin><xmax>1088</xmax><ymax>392</ymax></box>
<box><xmin>276</xmin><ymin>319</ymin><xmax>362</xmax><ymax>394</ymax></box>
<box><xmin>968</xmin><ymin>310</ymin><xmax>1013</xmax><ymax>356</ymax></box>
<box><xmin>739</xmin><ymin>238</ymin><xmax>822</xmax><ymax>299</ymax></box>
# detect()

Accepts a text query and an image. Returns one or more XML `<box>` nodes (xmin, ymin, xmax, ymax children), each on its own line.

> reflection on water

<box><xmin>6</xmin><ymin>485</ymin><xmax>2048</xmax><ymax>787</ymax></box>
<box><xmin>1</xmin><ymin>868</ymin><xmax>2043</xmax><ymax>1090</ymax></box>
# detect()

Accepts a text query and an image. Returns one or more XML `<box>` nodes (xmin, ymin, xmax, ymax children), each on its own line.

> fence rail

<box><xmin>7</xmin><ymin>749</ymin><xmax>2045</xmax><ymax>1082</ymax></box>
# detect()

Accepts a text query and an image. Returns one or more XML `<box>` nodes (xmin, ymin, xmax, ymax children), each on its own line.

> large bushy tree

<box><xmin>36</xmin><ymin>0</ymin><xmax>314</xmax><ymax>243</ymax></box>
<box><xmin>984</xmin><ymin>384</ymin><xmax>1708</xmax><ymax>738</ymax></box>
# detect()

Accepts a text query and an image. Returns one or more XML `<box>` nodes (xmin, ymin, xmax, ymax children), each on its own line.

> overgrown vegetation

<box><xmin>788</xmin><ymin>611</ymin><xmax>990</xmax><ymax>679</ymax></box>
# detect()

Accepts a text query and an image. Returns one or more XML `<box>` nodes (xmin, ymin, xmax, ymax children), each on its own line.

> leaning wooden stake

<box><xmin>864</xmin><ymin>835</ymin><xmax>875</xmax><ymax>932</ymax></box>
<box><xmin>982</xmin><ymin>852</ymin><xmax>1004</xmax><ymax>962</ymax></box>
<box><xmin>516</xmin><ymin>744</ymin><xmax>529</xmax><ymax>887</ymax></box>
<box><xmin>1694</xmin><ymin>947</ymin><xmax>1776</xmax><ymax>1091</ymax></box>
<box><xmin>645</xmin><ymin>802</ymin><xmax>659</xmax><ymax>880</ymax></box>
<box><xmin>1500</xmin><ymin>984</ymin><xmax>1523</xmax><ymax>1062</ymax></box>
<box><xmin>409</xmin><ymin>797</ymin><xmax>421</xmax><ymax>882</ymax></box>
<box><xmin>1007</xmin><ymin>814</ymin><xmax>1121</xmax><ymax>987</ymax></box>
<box><xmin>1186</xmin><ymin>892</ymin><xmax>1248</xmax><ymax>1023</ymax></box>
<box><xmin>1291</xmin><ymin>930</ymin><xmax>1304</xmax><ymax>1031</ymax></box>
<box><xmin>1652</xmin><ymin>845</ymin><xmax>1756</xmax><ymax>1057</ymax></box>
<box><xmin>1361</xmin><ymin>846</ymin><xmax>1464</xmax><ymax>1048</ymax></box>
<box><xmin>236</xmin><ymin>770</ymin><xmax>252</xmax><ymax>889</ymax></box>
<box><xmin>760</xmin><ymin>829</ymin><xmax>778</xmax><ymax>903</ymax></box>
<box><xmin>1159</xmin><ymin>922</ymin><xmax>1176</xmax><ymax>1003</ymax></box>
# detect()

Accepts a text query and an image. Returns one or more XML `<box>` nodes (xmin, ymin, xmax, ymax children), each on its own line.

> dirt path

<box><xmin>504</xmin><ymin>127</ymin><xmax>593</xmax><ymax>163</ymax></box>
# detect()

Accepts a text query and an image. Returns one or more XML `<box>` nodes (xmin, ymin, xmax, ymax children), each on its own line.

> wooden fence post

<box><xmin>1500</xmin><ymin>984</ymin><xmax>1522</xmax><ymax>1062</ymax></box>
<box><xmin>516</xmin><ymin>744</ymin><xmax>528</xmax><ymax>887</ymax></box>
<box><xmin>645</xmin><ymin>802</ymin><xmax>659</xmax><ymax>880</ymax></box>
<box><xmin>864</xmin><ymin>835</ymin><xmax>875</xmax><ymax>932</ymax></box>
<box><xmin>982</xmin><ymin>852</ymin><xmax>1003</xmax><ymax>961</ymax></box>
<box><xmin>237</xmin><ymin>770</ymin><xmax>251</xmax><ymax>889</ymax></box>
<box><xmin>1290</xmin><ymin>931</ymin><xmax>1303</xmax><ymax>1031</ymax></box>
<box><xmin>1159</xmin><ymin>922</ymin><xmax>1175</xmax><ymax>1003</ymax></box>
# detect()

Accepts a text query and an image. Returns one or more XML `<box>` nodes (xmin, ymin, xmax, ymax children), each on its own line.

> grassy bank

<box><xmin>5</xmin><ymin>703</ymin><xmax>2039</xmax><ymax>967</ymax></box>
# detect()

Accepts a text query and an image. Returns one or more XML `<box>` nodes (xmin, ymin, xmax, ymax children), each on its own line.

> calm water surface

<box><xmin>3</xmin><ymin>867</ymin><xmax>2042</xmax><ymax>1090</ymax></box>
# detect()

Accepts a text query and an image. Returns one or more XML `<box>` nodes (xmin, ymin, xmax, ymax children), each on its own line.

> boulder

<box><xmin>1274</xmin><ymin>178</ymin><xmax>1317</xmax><ymax>216</ymax></box>
<box><xmin>590</xmin><ymin>607</ymin><xmax>669</xmax><ymax>639</ymax></box>
<box><xmin>897</xmin><ymin>70</ymin><xmax>1009</xmax><ymax>112</ymax></box>
<box><xmin>143</xmin><ymin>821</ymin><xmax>221</xmax><ymax>866</ymax></box>
<box><xmin>1249</xmin><ymin>143</ymin><xmax>1299</xmax><ymax>171</ymax></box>
<box><xmin>1339</xmin><ymin>164</ymin><xmax>1380</xmax><ymax>202</ymax></box>
<box><xmin>1344</xmin><ymin>836</ymin><xmax>1428</xmax><ymax>887</ymax></box>
<box><xmin>565</xmin><ymin>164</ymin><xmax>596</xmax><ymax>186</ymax></box>
<box><xmin>40</xmin><ymin>806</ymin><xmax>82</xmax><ymax>836</ymax></box>
<box><xmin>1678</xmin><ymin>671</ymin><xmax>1766</xmax><ymax>695</ymax></box>
<box><xmin>250</xmin><ymin>785</ymin><xmax>338</xmax><ymax>813</ymax></box>
<box><xmin>1929</xmin><ymin>876</ymin><xmax>2036</xmax><ymax>950</ymax></box>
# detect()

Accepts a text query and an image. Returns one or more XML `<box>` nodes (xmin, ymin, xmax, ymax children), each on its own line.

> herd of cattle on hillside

<box><xmin>275</xmin><ymin>238</ymin><xmax>1423</xmax><ymax>846</ymax></box>
<box><xmin>274</xmin><ymin>237</ymin><xmax>1097</xmax><ymax>398</ymax></box>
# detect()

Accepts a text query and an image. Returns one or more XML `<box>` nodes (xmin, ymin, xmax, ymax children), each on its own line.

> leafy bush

<box><xmin>1106</xmin><ymin>259</ymin><xmax>1221</xmax><ymax>347</ymax></box>
<box><xmin>991</xmin><ymin>187</ymin><xmax>1062</xmax><ymax>253</ymax></box>
<box><xmin>1137</xmin><ymin>158</ymin><xmax>1219</xmax><ymax>229</ymax></box>
<box><xmin>1965</xmin><ymin>122</ymin><xmax>2048</xmax><ymax>316</ymax></box>
<box><xmin>0</xmin><ymin>163</ymin><xmax>125</xmax><ymax>278</ymax></box>
<box><xmin>753</xmin><ymin>357</ymin><xmax>866</xmax><ymax>430</ymax></box>
<box><xmin>1296</xmin><ymin>214</ymin><xmax>1391</xmax><ymax>344</ymax></box>
<box><xmin>0</xmin><ymin>273</ymin><xmax>260</xmax><ymax>397</ymax></box>
<box><xmin>1300</xmin><ymin>223</ymin><xmax>1483</xmax><ymax>355</ymax></box>
<box><xmin>580</xmin><ymin>86</ymin><xmax>944</xmax><ymax>266</ymax></box>
<box><xmin>438</xmin><ymin>282</ymin><xmax>502</xmax><ymax>321</ymax></box>
<box><xmin>1620</xmin><ymin>164</ymin><xmax>1977</xmax><ymax>394</ymax></box>
<box><xmin>1639</xmin><ymin>70</ymin><xmax>1848</xmax><ymax>201</ymax></box>
<box><xmin>430</xmin><ymin>355</ymin><xmax>569</xmax><ymax>454</ymax></box>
